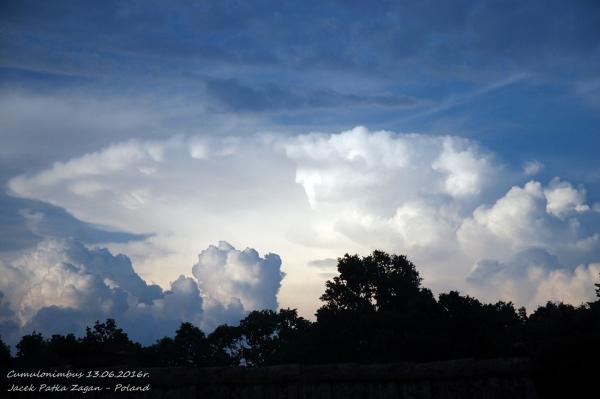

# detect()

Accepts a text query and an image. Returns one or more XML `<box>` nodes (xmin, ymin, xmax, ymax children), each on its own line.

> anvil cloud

<box><xmin>3</xmin><ymin>127</ymin><xmax>599</xmax><ymax>339</ymax></box>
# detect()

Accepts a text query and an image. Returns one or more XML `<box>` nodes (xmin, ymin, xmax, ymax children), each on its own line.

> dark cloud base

<box><xmin>0</xmin><ymin>192</ymin><xmax>150</xmax><ymax>251</ymax></box>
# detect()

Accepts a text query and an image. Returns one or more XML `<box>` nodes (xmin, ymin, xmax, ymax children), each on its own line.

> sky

<box><xmin>1</xmin><ymin>0</ymin><xmax>600</xmax><ymax>345</ymax></box>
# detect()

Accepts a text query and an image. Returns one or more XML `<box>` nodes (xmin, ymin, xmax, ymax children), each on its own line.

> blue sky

<box><xmin>2</xmin><ymin>0</ymin><xmax>600</xmax><ymax>174</ymax></box>
<box><xmin>1</xmin><ymin>1</ymin><xmax>600</xmax><ymax>343</ymax></box>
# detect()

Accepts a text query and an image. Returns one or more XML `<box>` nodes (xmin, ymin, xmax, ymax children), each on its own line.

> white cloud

<box><xmin>533</xmin><ymin>263</ymin><xmax>600</xmax><ymax>306</ymax></box>
<box><xmin>4</xmin><ymin>126</ymin><xmax>600</xmax><ymax>319</ymax></box>
<box><xmin>192</xmin><ymin>241</ymin><xmax>284</xmax><ymax>311</ymax></box>
<box><xmin>0</xmin><ymin>90</ymin><xmax>273</xmax><ymax>175</ymax></box>
<box><xmin>523</xmin><ymin>160</ymin><xmax>544</xmax><ymax>176</ymax></box>
<box><xmin>431</xmin><ymin>138</ymin><xmax>492</xmax><ymax>198</ymax></box>
<box><xmin>0</xmin><ymin>240</ymin><xmax>133</xmax><ymax>324</ymax></box>
<box><xmin>0</xmin><ymin>240</ymin><xmax>140</xmax><ymax>339</ymax></box>
<box><xmin>307</xmin><ymin>258</ymin><xmax>337</xmax><ymax>269</ymax></box>
<box><xmin>280</xmin><ymin>126</ymin><xmax>496</xmax><ymax>265</ymax></box>
<box><xmin>543</xmin><ymin>178</ymin><xmax>590</xmax><ymax>218</ymax></box>
<box><xmin>282</xmin><ymin>127</ymin><xmax>495</xmax><ymax>212</ymax></box>
<box><xmin>0</xmin><ymin>239</ymin><xmax>284</xmax><ymax>345</ymax></box>
<box><xmin>458</xmin><ymin>180</ymin><xmax>600</xmax><ymax>265</ymax></box>
<box><xmin>8</xmin><ymin>137</ymin><xmax>179</xmax><ymax>199</ymax></box>
<box><xmin>331</xmin><ymin>201</ymin><xmax>458</xmax><ymax>255</ymax></box>
<box><xmin>457</xmin><ymin>181</ymin><xmax>547</xmax><ymax>260</ymax></box>
<box><xmin>467</xmin><ymin>247</ymin><xmax>600</xmax><ymax>309</ymax></box>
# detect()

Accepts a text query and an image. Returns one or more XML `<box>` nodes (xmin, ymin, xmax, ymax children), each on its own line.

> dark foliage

<box><xmin>438</xmin><ymin>291</ymin><xmax>524</xmax><ymax>358</ymax></box>
<box><xmin>15</xmin><ymin>331</ymin><xmax>56</xmax><ymax>367</ymax></box>
<box><xmin>206</xmin><ymin>324</ymin><xmax>243</xmax><ymax>366</ymax></box>
<box><xmin>48</xmin><ymin>333</ymin><xmax>79</xmax><ymax>365</ymax></box>
<box><xmin>0</xmin><ymin>336</ymin><xmax>11</xmax><ymax>367</ymax></box>
<box><xmin>172</xmin><ymin>322</ymin><xmax>209</xmax><ymax>366</ymax></box>
<box><xmin>314</xmin><ymin>251</ymin><xmax>442</xmax><ymax>363</ymax></box>
<box><xmin>4</xmin><ymin>253</ymin><xmax>600</xmax><ymax>399</ymax></box>
<box><xmin>79</xmin><ymin>319</ymin><xmax>141</xmax><ymax>366</ymax></box>
<box><xmin>524</xmin><ymin>301</ymin><xmax>600</xmax><ymax>399</ymax></box>
<box><xmin>200</xmin><ymin>308</ymin><xmax>312</xmax><ymax>366</ymax></box>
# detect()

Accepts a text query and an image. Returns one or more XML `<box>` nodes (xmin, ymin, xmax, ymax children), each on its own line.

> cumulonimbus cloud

<box><xmin>4</xmin><ymin>126</ymin><xmax>600</xmax><ymax>320</ymax></box>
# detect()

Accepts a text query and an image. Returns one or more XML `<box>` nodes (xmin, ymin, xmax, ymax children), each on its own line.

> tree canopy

<box><xmin>319</xmin><ymin>251</ymin><xmax>424</xmax><ymax>313</ymax></box>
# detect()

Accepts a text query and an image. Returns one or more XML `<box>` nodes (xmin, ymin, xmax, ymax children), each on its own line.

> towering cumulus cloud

<box><xmin>460</xmin><ymin>180</ymin><xmax>600</xmax><ymax>307</ymax></box>
<box><xmin>192</xmin><ymin>241</ymin><xmax>283</xmax><ymax>311</ymax></box>
<box><xmin>0</xmin><ymin>239</ymin><xmax>283</xmax><ymax>345</ymax></box>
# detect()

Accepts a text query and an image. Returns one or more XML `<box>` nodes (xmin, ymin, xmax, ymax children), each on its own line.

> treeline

<box><xmin>1</xmin><ymin>251</ymin><xmax>599</xmax><ymax>398</ymax></box>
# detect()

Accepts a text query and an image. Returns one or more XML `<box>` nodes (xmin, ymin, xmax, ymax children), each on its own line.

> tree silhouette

<box><xmin>80</xmin><ymin>319</ymin><xmax>140</xmax><ymax>366</ymax></box>
<box><xmin>207</xmin><ymin>324</ymin><xmax>243</xmax><ymax>366</ymax></box>
<box><xmin>48</xmin><ymin>333</ymin><xmax>79</xmax><ymax>365</ymax></box>
<box><xmin>83</xmin><ymin>319</ymin><xmax>128</xmax><ymax>346</ymax></box>
<box><xmin>238</xmin><ymin>309</ymin><xmax>313</xmax><ymax>366</ymax></box>
<box><xmin>238</xmin><ymin>310</ymin><xmax>281</xmax><ymax>366</ymax></box>
<box><xmin>315</xmin><ymin>250</ymin><xmax>442</xmax><ymax>363</ymax></box>
<box><xmin>438</xmin><ymin>291</ymin><xmax>523</xmax><ymax>358</ymax></box>
<box><xmin>173</xmin><ymin>322</ymin><xmax>209</xmax><ymax>366</ymax></box>
<box><xmin>269</xmin><ymin>308</ymin><xmax>313</xmax><ymax>364</ymax></box>
<box><xmin>203</xmin><ymin>309</ymin><xmax>313</xmax><ymax>366</ymax></box>
<box><xmin>0</xmin><ymin>336</ymin><xmax>11</xmax><ymax>367</ymax></box>
<box><xmin>16</xmin><ymin>331</ymin><xmax>56</xmax><ymax>366</ymax></box>
<box><xmin>320</xmin><ymin>251</ymin><xmax>424</xmax><ymax>313</ymax></box>
<box><xmin>142</xmin><ymin>336</ymin><xmax>177</xmax><ymax>366</ymax></box>
<box><xmin>524</xmin><ymin>301</ymin><xmax>600</xmax><ymax>399</ymax></box>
